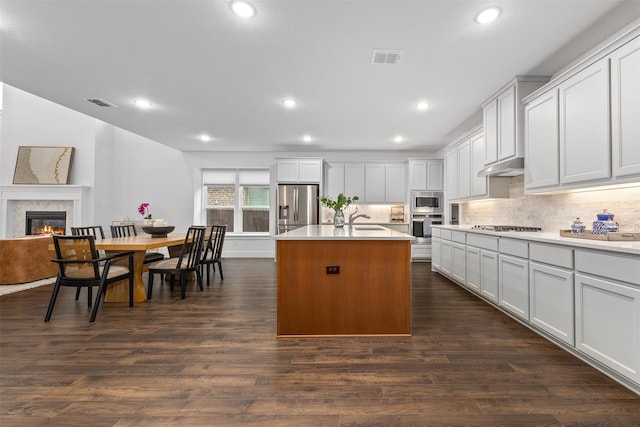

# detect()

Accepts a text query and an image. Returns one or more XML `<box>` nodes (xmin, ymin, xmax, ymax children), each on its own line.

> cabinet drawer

<box><xmin>440</xmin><ymin>229</ymin><xmax>452</xmax><ymax>240</ymax></box>
<box><xmin>432</xmin><ymin>228</ymin><xmax>442</xmax><ymax>238</ymax></box>
<box><xmin>530</xmin><ymin>243</ymin><xmax>573</xmax><ymax>269</ymax></box>
<box><xmin>499</xmin><ymin>238</ymin><xmax>528</xmax><ymax>258</ymax></box>
<box><xmin>575</xmin><ymin>250</ymin><xmax>640</xmax><ymax>285</ymax></box>
<box><xmin>451</xmin><ymin>231</ymin><xmax>466</xmax><ymax>244</ymax></box>
<box><xmin>467</xmin><ymin>233</ymin><xmax>498</xmax><ymax>251</ymax></box>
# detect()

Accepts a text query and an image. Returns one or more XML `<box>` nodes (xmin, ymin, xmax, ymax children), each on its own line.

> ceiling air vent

<box><xmin>372</xmin><ymin>49</ymin><xmax>404</xmax><ymax>65</ymax></box>
<box><xmin>85</xmin><ymin>98</ymin><xmax>118</xmax><ymax>108</ymax></box>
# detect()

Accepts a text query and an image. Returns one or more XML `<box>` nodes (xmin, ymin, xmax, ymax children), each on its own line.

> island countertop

<box><xmin>274</xmin><ymin>225</ymin><xmax>415</xmax><ymax>241</ymax></box>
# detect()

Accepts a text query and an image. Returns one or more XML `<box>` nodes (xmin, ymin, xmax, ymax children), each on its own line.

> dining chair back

<box><xmin>46</xmin><ymin>235</ymin><xmax>134</xmax><ymax>322</ymax></box>
<box><xmin>147</xmin><ymin>226</ymin><xmax>206</xmax><ymax>300</ymax></box>
<box><xmin>71</xmin><ymin>225</ymin><xmax>105</xmax><ymax>239</ymax></box>
<box><xmin>201</xmin><ymin>224</ymin><xmax>227</xmax><ymax>286</ymax></box>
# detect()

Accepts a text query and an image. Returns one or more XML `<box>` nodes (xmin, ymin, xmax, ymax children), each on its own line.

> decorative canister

<box><xmin>570</xmin><ymin>218</ymin><xmax>585</xmax><ymax>234</ymax></box>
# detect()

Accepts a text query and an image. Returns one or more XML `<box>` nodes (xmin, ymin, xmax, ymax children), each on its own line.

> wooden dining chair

<box><xmin>110</xmin><ymin>224</ymin><xmax>165</xmax><ymax>264</ymax></box>
<box><xmin>147</xmin><ymin>226</ymin><xmax>206</xmax><ymax>300</ymax></box>
<box><xmin>70</xmin><ymin>225</ymin><xmax>106</xmax><ymax>302</ymax></box>
<box><xmin>46</xmin><ymin>235</ymin><xmax>134</xmax><ymax>322</ymax></box>
<box><xmin>200</xmin><ymin>225</ymin><xmax>227</xmax><ymax>286</ymax></box>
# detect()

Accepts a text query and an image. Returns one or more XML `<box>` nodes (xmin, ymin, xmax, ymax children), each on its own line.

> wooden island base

<box><xmin>277</xmin><ymin>239</ymin><xmax>411</xmax><ymax>336</ymax></box>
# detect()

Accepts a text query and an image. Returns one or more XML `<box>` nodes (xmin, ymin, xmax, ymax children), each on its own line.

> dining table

<box><xmin>94</xmin><ymin>233</ymin><xmax>187</xmax><ymax>302</ymax></box>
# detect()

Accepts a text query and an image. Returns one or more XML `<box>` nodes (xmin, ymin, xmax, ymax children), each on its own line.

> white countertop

<box><xmin>274</xmin><ymin>225</ymin><xmax>415</xmax><ymax>241</ymax></box>
<box><xmin>432</xmin><ymin>225</ymin><xmax>640</xmax><ymax>256</ymax></box>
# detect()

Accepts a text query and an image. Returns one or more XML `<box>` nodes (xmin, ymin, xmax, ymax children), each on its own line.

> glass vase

<box><xmin>333</xmin><ymin>210</ymin><xmax>345</xmax><ymax>228</ymax></box>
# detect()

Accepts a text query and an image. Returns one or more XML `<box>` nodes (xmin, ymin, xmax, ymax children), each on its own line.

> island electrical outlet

<box><xmin>326</xmin><ymin>265</ymin><xmax>340</xmax><ymax>274</ymax></box>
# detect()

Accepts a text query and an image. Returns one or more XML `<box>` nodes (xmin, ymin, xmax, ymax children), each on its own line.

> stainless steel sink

<box><xmin>353</xmin><ymin>226</ymin><xmax>385</xmax><ymax>231</ymax></box>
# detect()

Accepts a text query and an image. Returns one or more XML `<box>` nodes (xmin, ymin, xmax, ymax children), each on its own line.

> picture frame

<box><xmin>12</xmin><ymin>146</ymin><xmax>75</xmax><ymax>185</ymax></box>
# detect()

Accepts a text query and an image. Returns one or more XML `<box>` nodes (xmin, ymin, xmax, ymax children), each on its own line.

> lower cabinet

<box><xmin>465</xmin><ymin>246</ymin><xmax>481</xmax><ymax>293</ymax></box>
<box><xmin>431</xmin><ymin>237</ymin><xmax>441</xmax><ymax>270</ymax></box>
<box><xmin>451</xmin><ymin>242</ymin><xmax>466</xmax><ymax>284</ymax></box>
<box><xmin>575</xmin><ymin>273</ymin><xmax>640</xmax><ymax>384</ymax></box>
<box><xmin>480</xmin><ymin>250</ymin><xmax>499</xmax><ymax>304</ymax></box>
<box><xmin>498</xmin><ymin>254</ymin><xmax>529</xmax><ymax>321</ymax></box>
<box><xmin>529</xmin><ymin>261</ymin><xmax>575</xmax><ymax>345</ymax></box>
<box><xmin>440</xmin><ymin>239</ymin><xmax>452</xmax><ymax>276</ymax></box>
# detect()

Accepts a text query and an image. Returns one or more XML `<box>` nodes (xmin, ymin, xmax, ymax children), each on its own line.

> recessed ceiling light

<box><xmin>199</xmin><ymin>134</ymin><xmax>212</xmax><ymax>142</ymax></box>
<box><xmin>134</xmin><ymin>99</ymin><xmax>152</xmax><ymax>109</ymax></box>
<box><xmin>394</xmin><ymin>135</ymin><xmax>403</xmax><ymax>143</ymax></box>
<box><xmin>230</xmin><ymin>1</ymin><xmax>256</xmax><ymax>18</ymax></box>
<box><xmin>417</xmin><ymin>101</ymin><xmax>430</xmax><ymax>111</ymax></box>
<box><xmin>282</xmin><ymin>98</ymin><xmax>297</xmax><ymax>109</ymax></box>
<box><xmin>475</xmin><ymin>6</ymin><xmax>502</xmax><ymax>24</ymax></box>
<box><xmin>302</xmin><ymin>135</ymin><xmax>312</xmax><ymax>143</ymax></box>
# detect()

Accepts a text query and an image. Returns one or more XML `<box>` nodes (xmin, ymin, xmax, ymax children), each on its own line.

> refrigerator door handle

<box><xmin>293</xmin><ymin>188</ymin><xmax>299</xmax><ymax>222</ymax></box>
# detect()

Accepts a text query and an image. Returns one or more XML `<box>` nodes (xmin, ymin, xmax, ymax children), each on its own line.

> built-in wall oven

<box><xmin>411</xmin><ymin>213</ymin><xmax>443</xmax><ymax>243</ymax></box>
<box><xmin>411</xmin><ymin>191</ymin><xmax>443</xmax><ymax>214</ymax></box>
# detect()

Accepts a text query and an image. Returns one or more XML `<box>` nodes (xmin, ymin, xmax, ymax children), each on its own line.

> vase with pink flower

<box><xmin>139</xmin><ymin>203</ymin><xmax>154</xmax><ymax>226</ymax></box>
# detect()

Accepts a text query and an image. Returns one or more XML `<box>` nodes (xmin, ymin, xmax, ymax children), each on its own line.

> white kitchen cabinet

<box><xmin>426</xmin><ymin>160</ymin><xmax>444</xmax><ymax>191</ymax></box>
<box><xmin>499</xmin><ymin>254</ymin><xmax>529</xmax><ymax>321</ymax></box>
<box><xmin>525</xmin><ymin>89</ymin><xmax>560</xmax><ymax>190</ymax></box>
<box><xmin>482</xmin><ymin>76</ymin><xmax>549</xmax><ymax>167</ymax></box>
<box><xmin>529</xmin><ymin>262</ymin><xmax>574</xmax><ymax>346</ymax></box>
<box><xmin>469</xmin><ymin>132</ymin><xmax>487</xmax><ymax>197</ymax></box>
<box><xmin>277</xmin><ymin>158</ymin><xmax>322</xmax><ymax>183</ymax></box>
<box><xmin>480</xmin><ymin>250</ymin><xmax>499</xmax><ymax>304</ymax></box>
<box><xmin>457</xmin><ymin>141</ymin><xmax>471</xmax><ymax>199</ymax></box>
<box><xmin>365</xmin><ymin>164</ymin><xmax>386</xmax><ymax>202</ymax></box>
<box><xmin>440</xmin><ymin>239</ymin><xmax>452</xmax><ymax>277</ymax></box>
<box><xmin>445</xmin><ymin>149</ymin><xmax>458</xmax><ymax>201</ymax></box>
<box><xmin>483</xmin><ymin>99</ymin><xmax>499</xmax><ymax>165</ymax></box>
<box><xmin>324</xmin><ymin>163</ymin><xmax>345</xmax><ymax>199</ymax></box>
<box><xmin>385</xmin><ymin>163</ymin><xmax>407</xmax><ymax>203</ymax></box>
<box><xmin>575</xmin><ymin>273</ymin><xmax>640</xmax><ymax>384</ymax></box>
<box><xmin>611</xmin><ymin>36</ymin><xmax>640</xmax><ymax>179</ymax></box>
<box><xmin>559</xmin><ymin>58</ymin><xmax>610</xmax><ymax>184</ymax></box>
<box><xmin>452</xmin><ymin>242</ymin><xmax>466</xmax><ymax>284</ymax></box>
<box><xmin>431</xmin><ymin>237</ymin><xmax>441</xmax><ymax>271</ymax></box>
<box><xmin>364</xmin><ymin>163</ymin><xmax>406</xmax><ymax>203</ymax></box>
<box><xmin>465</xmin><ymin>246</ymin><xmax>481</xmax><ymax>294</ymax></box>
<box><xmin>344</xmin><ymin>164</ymin><xmax>365</xmax><ymax>200</ymax></box>
<box><xmin>408</xmin><ymin>160</ymin><xmax>427</xmax><ymax>190</ymax></box>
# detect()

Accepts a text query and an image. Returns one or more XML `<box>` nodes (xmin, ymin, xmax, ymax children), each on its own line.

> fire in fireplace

<box><xmin>25</xmin><ymin>211</ymin><xmax>66</xmax><ymax>235</ymax></box>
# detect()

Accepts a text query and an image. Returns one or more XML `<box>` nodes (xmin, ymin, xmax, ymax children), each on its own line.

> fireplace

<box><xmin>26</xmin><ymin>211</ymin><xmax>66</xmax><ymax>235</ymax></box>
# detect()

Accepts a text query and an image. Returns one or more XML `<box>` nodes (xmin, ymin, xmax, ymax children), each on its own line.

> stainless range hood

<box><xmin>477</xmin><ymin>157</ymin><xmax>524</xmax><ymax>177</ymax></box>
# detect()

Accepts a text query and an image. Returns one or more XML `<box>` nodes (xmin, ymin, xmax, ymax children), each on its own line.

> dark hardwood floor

<box><xmin>1</xmin><ymin>259</ymin><xmax>639</xmax><ymax>426</ymax></box>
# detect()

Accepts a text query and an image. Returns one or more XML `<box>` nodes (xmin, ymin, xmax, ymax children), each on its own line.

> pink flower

<box><xmin>138</xmin><ymin>203</ymin><xmax>150</xmax><ymax>217</ymax></box>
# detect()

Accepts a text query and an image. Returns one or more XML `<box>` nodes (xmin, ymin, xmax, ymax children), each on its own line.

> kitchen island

<box><xmin>274</xmin><ymin>225</ymin><xmax>414</xmax><ymax>337</ymax></box>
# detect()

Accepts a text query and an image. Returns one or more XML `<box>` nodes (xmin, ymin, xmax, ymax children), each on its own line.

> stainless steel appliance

<box><xmin>472</xmin><ymin>225</ymin><xmax>542</xmax><ymax>232</ymax></box>
<box><xmin>411</xmin><ymin>213</ymin><xmax>443</xmax><ymax>243</ymax></box>
<box><xmin>411</xmin><ymin>191</ymin><xmax>443</xmax><ymax>213</ymax></box>
<box><xmin>277</xmin><ymin>184</ymin><xmax>319</xmax><ymax>234</ymax></box>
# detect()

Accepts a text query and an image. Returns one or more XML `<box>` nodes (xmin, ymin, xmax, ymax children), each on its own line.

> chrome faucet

<box><xmin>349</xmin><ymin>212</ymin><xmax>371</xmax><ymax>226</ymax></box>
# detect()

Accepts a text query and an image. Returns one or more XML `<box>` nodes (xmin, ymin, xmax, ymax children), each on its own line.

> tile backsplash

<box><xmin>460</xmin><ymin>176</ymin><xmax>640</xmax><ymax>232</ymax></box>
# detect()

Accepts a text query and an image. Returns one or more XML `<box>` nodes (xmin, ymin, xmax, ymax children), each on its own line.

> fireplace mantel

<box><xmin>0</xmin><ymin>185</ymin><xmax>90</xmax><ymax>238</ymax></box>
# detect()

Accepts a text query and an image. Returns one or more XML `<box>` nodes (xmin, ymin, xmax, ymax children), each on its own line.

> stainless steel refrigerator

<box><xmin>277</xmin><ymin>184</ymin><xmax>319</xmax><ymax>234</ymax></box>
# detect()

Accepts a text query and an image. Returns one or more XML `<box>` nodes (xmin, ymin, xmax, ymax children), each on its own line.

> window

<box><xmin>203</xmin><ymin>169</ymin><xmax>270</xmax><ymax>234</ymax></box>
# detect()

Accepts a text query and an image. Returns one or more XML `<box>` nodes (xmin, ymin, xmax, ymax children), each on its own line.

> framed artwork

<box><xmin>12</xmin><ymin>146</ymin><xmax>75</xmax><ymax>184</ymax></box>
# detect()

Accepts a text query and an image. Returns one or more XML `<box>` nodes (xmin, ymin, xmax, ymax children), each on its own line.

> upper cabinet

<box><xmin>325</xmin><ymin>162</ymin><xmax>405</xmax><ymax>203</ymax></box>
<box><xmin>482</xmin><ymin>76</ymin><xmax>550</xmax><ymax>167</ymax></box>
<box><xmin>524</xmin><ymin>31</ymin><xmax>640</xmax><ymax>193</ymax></box>
<box><xmin>446</xmin><ymin>128</ymin><xmax>508</xmax><ymax>202</ymax></box>
<box><xmin>408</xmin><ymin>159</ymin><xmax>444</xmax><ymax>191</ymax></box>
<box><xmin>276</xmin><ymin>158</ymin><xmax>323</xmax><ymax>183</ymax></box>
<box><xmin>611</xmin><ymin>37</ymin><xmax>640</xmax><ymax>179</ymax></box>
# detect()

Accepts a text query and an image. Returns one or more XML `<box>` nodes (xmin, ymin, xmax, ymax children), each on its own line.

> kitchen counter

<box><xmin>275</xmin><ymin>225</ymin><xmax>412</xmax><ymax>336</ymax></box>
<box><xmin>275</xmin><ymin>224</ymin><xmax>414</xmax><ymax>241</ymax></box>
<box><xmin>432</xmin><ymin>225</ymin><xmax>640</xmax><ymax>255</ymax></box>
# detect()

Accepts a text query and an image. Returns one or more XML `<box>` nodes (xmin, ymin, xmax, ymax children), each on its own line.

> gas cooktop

<box><xmin>472</xmin><ymin>225</ymin><xmax>542</xmax><ymax>232</ymax></box>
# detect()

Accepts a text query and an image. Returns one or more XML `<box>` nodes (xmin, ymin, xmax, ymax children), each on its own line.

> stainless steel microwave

<box><xmin>411</xmin><ymin>191</ymin><xmax>443</xmax><ymax>213</ymax></box>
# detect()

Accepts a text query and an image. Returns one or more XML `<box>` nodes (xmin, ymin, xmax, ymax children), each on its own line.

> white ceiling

<box><xmin>1</xmin><ymin>0</ymin><xmax>637</xmax><ymax>153</ymax></box>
